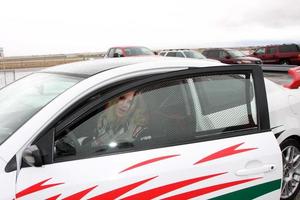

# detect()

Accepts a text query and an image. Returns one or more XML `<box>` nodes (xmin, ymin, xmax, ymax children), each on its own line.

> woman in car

<box><xmin>91</xmin><ymin>90</ymin><xmax>148</xmax><ymax>147</ymax></box>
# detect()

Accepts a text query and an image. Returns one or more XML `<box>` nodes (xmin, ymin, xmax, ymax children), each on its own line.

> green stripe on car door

<box><xmin>210</xmin><ymin>179</ymin><xmax>281</xmax><ymax>200</ymax></box>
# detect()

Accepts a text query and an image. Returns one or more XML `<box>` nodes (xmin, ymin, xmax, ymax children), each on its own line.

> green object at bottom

<box><xmin>210</xmin><ymin>179</ymin><xmax>281</xmax><ymax>200</ymax></box>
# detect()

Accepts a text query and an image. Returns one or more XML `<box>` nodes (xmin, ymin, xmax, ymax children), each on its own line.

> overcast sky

<box><xmin>1</xmin><ymin>0</ymin><xmax>300</xmax><ymax>56</ymax></box>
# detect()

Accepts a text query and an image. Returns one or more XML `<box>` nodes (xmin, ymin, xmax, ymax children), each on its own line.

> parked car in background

<box><xmin>202</xmin><ymin>48</ymin><xmax>262</xmax><ymax>64</ymax></box>
<box><xmin>251</xmin><ymin>44</ymin><xmax>300</xmax><ymax>65</ymax></box>
<box><xmin>105</xmin><ymin>46</ymin><xmax>156</xmax><ymax>58</ymax></box>
<box><xmin>159</xmin><ymin>49</ymin><xmax>220</xmax><ymax>63</ymax></box>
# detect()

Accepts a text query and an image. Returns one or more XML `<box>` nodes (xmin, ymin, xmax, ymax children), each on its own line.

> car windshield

<box><xmin>124</xmin><ymin>47</ymin><xmax>155</xmax><ymax>56</ymax></box>
<box><xmin>184</xmin><ymin>50</ymin><xmax>206</xmax><ymax>59</ymax></box>
<box><xmin>228</xmin><ymin>50</ymin><xmax>246</xmax><ymax>58</ymax></box>
<box><xmin>0</xmin><ymin>73</ymin><xmax>82</xmax><ymax>145</ymax></box>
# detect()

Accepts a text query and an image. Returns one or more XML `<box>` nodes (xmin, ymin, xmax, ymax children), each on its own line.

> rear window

<box><xmin>124</xmin><ymin>47</ymin><xmax>154</xmax><ymax>56</ymax></box>
<box><xmin>203</xmin><ymin>50</ymin><xmax>219</xmax><ymax>58</ymax></box>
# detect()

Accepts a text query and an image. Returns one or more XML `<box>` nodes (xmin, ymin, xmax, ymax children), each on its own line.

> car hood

<box><xmin>236</xmin><ymin>56</ymin><xmax>261</xmax><ymax>61</ymax></box>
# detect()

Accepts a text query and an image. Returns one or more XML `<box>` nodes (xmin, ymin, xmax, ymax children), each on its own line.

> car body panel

<box><xmin>265</xmin><ymin>78</ymin><xmax>300</xmax><ymax>143</ymax></box>
<box><xmin>16</xmin><ymin>132</ymin><xmax>281</xmax><ymax>199</ymax></box>
<box><xmin>0</xmin><ymin>158</ymin><xmax>15</xmax><ymax>200</ymax></box>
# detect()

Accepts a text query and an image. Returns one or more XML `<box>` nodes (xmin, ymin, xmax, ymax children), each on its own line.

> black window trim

<box><xmin>33</xmin><ymin>65</ymin><xmax>270</xmax><ymax>164</ymax></box>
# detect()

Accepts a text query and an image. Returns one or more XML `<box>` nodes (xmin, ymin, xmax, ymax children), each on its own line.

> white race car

<box><xmin>0</xmin><ymin>57</ymin><xmax>299</xmax><ymax>199</ymax></box>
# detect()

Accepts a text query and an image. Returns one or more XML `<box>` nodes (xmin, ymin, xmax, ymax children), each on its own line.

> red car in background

<box><xmin>202</xmin><ymin>48</ymin><xmax>262</xmax><ymax>64</ymax></box>
<box><xmin>105</xmin><ymin>46</ymin><xmax>156</xmax><ymax>58</ymax></box>
<box><xmin>252</xmin><ymin>44</ymin><xmax>300</xmax><ymax>65</ymax></box>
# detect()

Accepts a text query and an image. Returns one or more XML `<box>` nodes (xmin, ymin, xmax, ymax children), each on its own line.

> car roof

<box><xmin>203</xmin><ymin>48</ymin><xmax>236</xmax><ymax>51</ymax></box>
<box><xmin>160</xmin><ymin>49</ymin><xmax>192</xmax><ymax>52</ymax></box>
<box><xmin>109</xmin><ymin>46</ymin><xmax>149</xmax><ymax>49</ymax></box>
<box><xmin>265</xmin><ymin>43</ymin><xmax>299</xmax><ymax>47</ymax></box>
<box><xmin>42</xmin><ymin>56</ymin><xmax>223</xmax><ymax>78</ymax></box>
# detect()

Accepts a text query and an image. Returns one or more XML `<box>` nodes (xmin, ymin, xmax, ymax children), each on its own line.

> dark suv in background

<box><xmin>202</xmin><ymin>48</ymin><xmax>262</xmax><ymax>64</ymax></box>
<box><xmin>251</xmin><ymin>44</ymin><xmax>300</xmax><ymax>65</ymax></box>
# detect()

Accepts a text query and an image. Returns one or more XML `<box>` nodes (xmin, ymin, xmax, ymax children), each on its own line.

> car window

<box><xmin>204</xmin><ymin>50</ymin><xmax>219</xmax><ymax>58</ymax></box>
<box><xmin>53</xmin><ymin>71</ymin><xmax>257</xmax><ymax>163</ymax></box>
<box><xmin>176</xmin><ymin>52</ymin><xmax>185</xmax><ymax>57</ymax></box>
<box><xmin>219</xmin><ymin>50</ymin><xmax>229</xmax><ymax>59</ymax></box>
<box><xmin>166</xmin><ymin>52</ymin><xmax>177</xmax><ymax>57</ymax></box>
<box><xmin>227</xmin><ymin>50</ymin><xmax>245</xmax><ymax>58</ymax></box>
<box><xmin>184</xmin><ymin>50</ymin><xmax>206</xmax><ymax>59</ymax></box>
<box><xmin>124</xmin><ymin>47</ymin><xmax>154</xmax><ymax>56</ymax></box>
<box><xmin>192</xmin><ymin>73</ymin><xmax>257</xmax><ymax>132</ymax></box>
<box><xmin>279</xmin><ymin>44</ymin><xmax>299</xmax><ymax>53</ymax></box>
<box><xmin>266</xmin><ymin>47</ymin><xmax>277</xmax><ymax>54</ymax></box>
<box><xmin>159</xmin><ymin>52</ymin><xmax>166</xmax><ymax>56</ymax></box>
<box><xmin>54</xmin><ymin>79</ymin><xmax>194</xmax><ymax>162</ymax></box>
<box><xmin>255</xmin><ymin>48</ymin><xmax>265</xmax><ymax>55</ymax></box>
<box><xmin>107</xmin><ymin>48</ymin><xmax>115</xmax><ymax>58</ymax></box>
<box><xmin>114</xmin><ymin>48</ymin><xmax>123</xmax><ymax>56</ymax></box>
<box><xmin>0</xmin><ymin>73</ymin><xmax>82</xmax><ymax>145</ymax></box>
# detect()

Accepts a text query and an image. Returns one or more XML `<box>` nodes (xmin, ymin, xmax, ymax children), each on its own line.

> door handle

<box><xmin>236</xmin><ymin>164</ymin><xmax>276</xmax><ymax>176</ymax></box>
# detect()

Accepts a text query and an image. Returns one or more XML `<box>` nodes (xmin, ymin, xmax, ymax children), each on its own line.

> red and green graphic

<box><xmin>16</xmin><ymin>143</ymin><xmax>281</xmax><ymax>199</ymax></box>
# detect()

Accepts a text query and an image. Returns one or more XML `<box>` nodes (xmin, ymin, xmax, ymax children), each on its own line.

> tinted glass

<box><xmin>176</xmin><ymin>52</ymin><xmax>185</xmax><ymax>57</ymax></box>
<box><xmin>255</xmin><ymin>48</ymin><xmax>265</xmax><ymax>55</ymax></box>
<box><xmin>227</xmin><ymin>50</ymin><xmax>245</xmax><ymax>57</ymax></box>
<box><xmin>184</xmin><ymin>50</ymin><xmax>206</xmax><ymax>59</ymax></box>
<box><xmin>266</xmin><ymin>47</ymin><xmax>277</xmax><ymax>54</ymax></box>
<box><xmin>124</xmin><ymin>47</ymin><xmax>154</xmax><ymax>56</ymax></box>
<box><xmin>54</xmin><ymin>79</ymin><xmax>194</xmax><ymax>161</ymax></box>
<box><xmin>166</xmin><ymin>52</ymin><xmax>177</xmax><ymax>57</ymax></box>
<box><xmin>219</xmin><ymin>50</ymin><xmax>229</xmax><ymax>59</ymax></box>
<box><xmin>193</xmin><ymin>73</ymin><xmax>257</xmax><ymax>132</ymax></box>
<box><xmin>279</xmin><ymin>44</ymin><xmax>299</xmax><ymax>53</ymax></box>
<box><xmin>204</xmin><ymin>50</ymin><xmax>219</xmax><ymax>58</ymax></box>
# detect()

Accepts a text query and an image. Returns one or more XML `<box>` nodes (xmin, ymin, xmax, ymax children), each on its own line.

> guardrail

<box><xmin>0</xmin><ymin>53</ymin><xmax>104</xmax><ymax>69</ymax></box>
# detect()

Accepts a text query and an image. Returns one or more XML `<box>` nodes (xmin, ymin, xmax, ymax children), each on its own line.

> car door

<box><xmin>265</xmin><ymin>47</ymin><xmax>278</xmax><ymax>63</ymax></box>
<box><xmin>15</xmin><ymin>66</ymin><xmax>282</xmax><ymax>199</ymax></box>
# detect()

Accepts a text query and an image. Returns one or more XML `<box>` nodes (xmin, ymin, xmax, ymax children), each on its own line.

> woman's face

<box><xmin>115</xmin><ymin>91</ymin><xmax>135</xmax><ymax>118</ymax></box>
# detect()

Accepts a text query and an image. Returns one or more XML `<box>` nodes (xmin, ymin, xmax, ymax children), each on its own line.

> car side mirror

<box><xmin>22</xmin><ymin>145</ymin><xmax>43</xmax><ymax>167</ymax></box>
